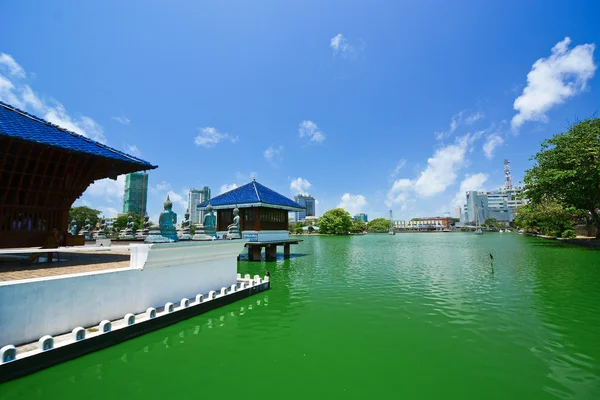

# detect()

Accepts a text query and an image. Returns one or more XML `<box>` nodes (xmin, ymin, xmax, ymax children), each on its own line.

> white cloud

<box><xmin>126</xmin><ymin>145</ymin><xmax>142</xmax><ymax>158</ymax></box>
<box><xmin>337</xmin><ymin>193</ymin><xmax>368</xmax><ymax>215</ymax></box>
<box><xmin>167</xmin><ymin>190</ymin><xmax>188</xmax><ymax>213</ymax></box>
<box><xmin>290</xmin><ymin>177</ymin><xmax>311</xmax><ymax>195</ymax></box>
<box><xmin>235</xmin><ymin>171</ymin><xmax>257</xmax><ymax>182</ymax></box>
<box><xmin>264</xmin><ymin>145</ymin><xmax>283</xmax><ymax>166</ymax></box>
<box><xmin>99</xmin><ymin>207</ymin><xmax>120</xmax><ymax>218</ymax></box>
<box><xmin>84</xmin><ymin>175</ymin><xmax>126</xmax><ymax>204</ymax></box>
<box><xmin>112</xmin><ymin>116</ymin><xmax>131</xmax><ymax>125</ymax></box>
<box><xmin>330</xmin><ymin>33</ymin><xmax>364</xmax><ymax>57</ymax></box>
<box><xmin>330</xmin><ymin>34</ymin><xmax>352</xmax><ymax>54</ymax></box>
<box><xmin>452</xmin><ymin>173</ymin><xmax>488</xmax><ymax>208</ymax></box>
<box><xmin>482</xmin><ymin>134</ymin><xmax>504</xmax><ymax>159</ymax></box>
<box><xmin>0</xmin><ymin>75</ymin><xmax>23</xmax><ymax>108</ymax></box>
<box><xmin>151</xmin><ymin>181</ymin><xmax>172</xmax><ymax>194</ymax></box>
<box><xmin>299</xmin><ymin>120</ymin><xmax>326</xmax><ymax>143</ymax></box>
<box><xmin>414</xmin><ymin>137</ymin><xmax>470</xmax><ymax>197</ymax></box>
<box><xmin>385</xmin><ymin>133</ymin><xmax>481</xmax><ymax>207</ymax></box>
<box><xmin>147</xmin><ymin>180</ymin><xmax>188</xmax><ymax>216</ymax></box>
<box><xmin>0</xmin><ymin>53</ymin><xmax>108</xmax><ymax>143</ymax></box>
<box><xmin>219</xmin><ymin>183</ymin><xmax>238</xmax><ymax>194</ymax></box>
<box><xmin>385</xmin><ymin>179</ymin><xmax>413</xmax><ymax>208</ymax></box>
<box><xmin>0</xmin><ymin>53</ymin><xmax>26</xmax><ymax>78</ymax></box>
<box><xmin>435</xmin><ymin>110</ymin><xmax>485</xmax><ymax>140</ymax></box>
<box><xmin>390</xmin><ymin>159</ymin><xmax>407</xmax><ymax>178</ymax></box>
<box><xmin>512</xmin><ymin>37</ymin><xmax>597</xmax><ymax>130</ymax></box>
<box><xmin>194</xmin><ymin>127</ymin><xmax>239</xmax><ymax>148</ymax></box>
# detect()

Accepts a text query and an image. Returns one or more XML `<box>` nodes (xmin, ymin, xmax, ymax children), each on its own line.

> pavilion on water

<box><xmin>0</xmin><ymin>101</ymin><xmax>157</xmax><ymax>248</ymax></box>
<box><xmin>198</xmin><ymin>179</ymin><xmax>305</xmax><ymax>261</ymax></box>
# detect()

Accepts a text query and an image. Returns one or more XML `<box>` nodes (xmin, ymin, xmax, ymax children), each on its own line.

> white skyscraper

<box><xmin>188</xmin><ymin>189</ymin><xmax>202</xmax><ymax>224</ymax></box>
<box><xmin>188</xmin><ymin>186</ymin><xmax>211</xmax><ymax>224</ymax></box>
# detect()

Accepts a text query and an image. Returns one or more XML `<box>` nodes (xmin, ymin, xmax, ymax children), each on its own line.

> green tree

<box><xmin>295</xmin><ymin>224</ymin><xmax>304</xmax><ymax>234</ymax></box>
<box><xmin>350</xmin><ymin>220</ymin><xmax>366</xmax><ymax>233</ymax></box>
<box><xmin>513</xmin><ymin>199</ymin><xmax>581</xmax><ymax>237</ymax></box>
<box><xmin>68</xmin><ymin>206</ymin><xmax>101</xmax><ymax>232</ymax></box>
<box><xmin>319</xmin><ymin>208</ymin><xmax>353</xmax><ymax>234</ymax></box>
<box><xmin>523</xmin><ymin>118</ymin><xmax>600</xmax><ymax>238</ymax></box>
<box><xmin>307</xmin><ymin>225</ymin><xmax>315</xmax><ymax>233</ymax></box>
<box><xmin>113</xmin><ymin>212</ymin><xmax>144</xmax><ymax>232</ymax></box>
<box><xmin>367</xmin><ymin>218</ymin><xmax>391</xmax><ymax>233</ymax></box>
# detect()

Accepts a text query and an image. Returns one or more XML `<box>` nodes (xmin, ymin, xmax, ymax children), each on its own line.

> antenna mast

<box><xmin>504</xmin><ymin>159</ymin><xmax>512</xmax><ymax>189</ymax></box>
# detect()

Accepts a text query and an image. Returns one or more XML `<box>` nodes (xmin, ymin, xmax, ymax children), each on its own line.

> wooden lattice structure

<box><xmin>0</xmin><ymin>102</ymin><xmax>157</xmax><ymax>248</ymax></box>
<box><xmin>216</xmin><ymin>207</ymin><xmax>288</xmax><ymax>232</ymax></box>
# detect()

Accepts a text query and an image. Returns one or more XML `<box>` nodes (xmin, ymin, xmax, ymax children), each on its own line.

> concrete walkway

<box><xmin>0</xmin><ymin>250</ymin><xmax>131</xmax><ymax>282</ymax></box>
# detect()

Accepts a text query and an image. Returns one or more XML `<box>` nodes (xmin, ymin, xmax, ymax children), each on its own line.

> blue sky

<box><xmin>1</xmin><ymin>0</ymin><xmax>598</xmax><ymax>222</ymax></box>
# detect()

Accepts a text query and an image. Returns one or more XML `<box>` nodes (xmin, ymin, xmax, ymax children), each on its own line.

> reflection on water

<box><xmin>2</xmin><ymin>234</ymin><xmax>600</xmax><ymax>400</ymax></box>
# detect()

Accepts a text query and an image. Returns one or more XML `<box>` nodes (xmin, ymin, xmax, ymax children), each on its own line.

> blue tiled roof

<box><xmin>0</xmin><ymin>101</ymin><xmax>156</xmax><ymax>169</ymax></box>
<box><xmin>199</xmin><ymin>180</ymin><xmax>305</xmax><ymax>211</ymax></box>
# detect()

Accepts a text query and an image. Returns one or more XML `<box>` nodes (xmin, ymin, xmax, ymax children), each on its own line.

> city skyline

<box><xmin>1</xmin><ymin>1</ymin><xmax>598</xmax><ymax>222</ymax></box>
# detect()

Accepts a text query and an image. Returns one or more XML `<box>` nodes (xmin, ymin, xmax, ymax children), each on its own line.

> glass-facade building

<box><xmin>123</xmin><ymin>172</ymin><xmax>149</xmax><ymax>216</ymax></box>
<box><xmin>188</xmin><ymin>186</ymin><xmax>211</xmax><ymax>224</ymax></box>
<box><xmin>462</xmin><ymin>187</ymin><xmax>525</xmax><ymax>225</ymax></box>
<box><xmin>353</xmin><ymin>213</ymin><xmax>368</xmax><ymax>222</ymax></box>
<box><xmin>294</xmin><ymin>194</ymin><xmax>315</xmax><ymax>221</ymax></box>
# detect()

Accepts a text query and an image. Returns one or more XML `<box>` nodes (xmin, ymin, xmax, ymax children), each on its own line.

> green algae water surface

<box><xmin>1</xmin><ymin>233</ymin><xmax>600</xmax><ymax>399</ymax></box>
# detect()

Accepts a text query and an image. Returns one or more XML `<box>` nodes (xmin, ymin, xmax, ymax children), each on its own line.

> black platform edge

<box><xmin>0</xmin><ymin>281</ymin><xmax>270</xmax><ymax>384</ymax></box>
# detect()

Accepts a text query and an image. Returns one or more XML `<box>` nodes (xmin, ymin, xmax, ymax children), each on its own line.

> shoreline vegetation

<box><xmin>513</xmin><ymin>118</ymin><xmax>600</xmax><ymax>240</ymax></box>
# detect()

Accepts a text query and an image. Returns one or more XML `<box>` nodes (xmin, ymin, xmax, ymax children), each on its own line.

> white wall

<box><xmin>0</xmin><ymin>241</ymin><xmax>246</xmax><ymax>347</ymax></box>
<box><xmin>242</xmin><ymin>230</ymin><xmax>288</xmax><ymax>242</ymax></box>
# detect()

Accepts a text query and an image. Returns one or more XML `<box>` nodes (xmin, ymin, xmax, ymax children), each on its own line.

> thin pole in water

<box><xmin>489</xmin><ymin>253</ymin><xmax>494</xmax><ymax>274</ymax></box>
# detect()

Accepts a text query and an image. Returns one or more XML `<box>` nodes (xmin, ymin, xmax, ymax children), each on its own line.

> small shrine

<box><xmin>198</xmin><ymin>179</ymin><xmax>305</xmax><ymax>261</ymax></box>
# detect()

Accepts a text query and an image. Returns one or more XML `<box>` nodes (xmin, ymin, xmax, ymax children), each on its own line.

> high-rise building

<box><xmin>188</xmin><ymin>189</ymin><xmax>202</xmax><ymax>224</ymax></box>
<box><xmin>294</xmin><ymin>194</ymin><xmax>315</xmax><ymax>221</ymax></box>
<box><xmin>199</xmin><ymin>186</ymin><xmax>211</xmax><ymax>220</ymax></box>
<box><xmin>188</xmin><ymin>186</ymin><xmax>211</xmax><ymax>224</ymax></box>
<box><xmin>353</xmin><ymin>213</ymin><xmax>368</xmax><ymax>222</ymax></box>
<box><xmin>455</xmin><ymin>207</ymin><xmax>462</xmax><ymax>219</ymax></box>
<box><xmin>123</xmin><ymin>172</ymin><xmax>148</xmax><ymax>216</ymax></box>
<box><xmin>460</xmin><ymin>159</ymin><xmax>525</xmax><ymax>225</ymax></box>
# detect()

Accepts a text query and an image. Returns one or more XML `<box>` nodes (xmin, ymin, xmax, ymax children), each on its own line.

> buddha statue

<box><xmin>193</xmin><ymin>206</ymin><xmax>212</xmax><ymax>241</ymax></box>
<box><xmin>227</xmin><ymin>207</ymin><xmax>241</xmax><ymax>239</ymax></box>
<box><xmin>118</xmin><ymin>215</ymin><xmax>135</xmax><ymax>240</ymax></box>
<box><xmin>178</xmin><ymin>208</ymin><xmax>192</xmax><ymax>240</ymax></box>
<box><xmin>136</xmin><ymin>214</ymin><xmax>150</xmax><ymax>239</ymax></box>
<box><xmin>81</xmin><ymin>218</ymin><xmax>91</xmax><ymax>239</ymax></box>
<box><xmin>204</xmin><ymin>204</ymin><xmax>217</xmax><ymax>238</ymax></box>
<box><xmin>159</xmin><ymin>196</ymin><xmax>179</xmax><ymax>241</ymax></box>
<box><xmin>70</xmin><ymin>219</ymin><xmax>77</xmax><ymax>236</ymax></box>
<box><xmin>96</xmin><ymin>217</ymin><xmax>107</xmax><ymax>239</ymax></box>
<box><xmin>145</xmin><ymin>196</ymin><xmax>179</xmax><ymax>243</ymax></box>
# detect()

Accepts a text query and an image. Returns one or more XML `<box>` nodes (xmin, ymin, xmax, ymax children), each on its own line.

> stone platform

<box><xmin>0</xmin><ymin>249</ymin><xmax>131</xmax><ymax>282</ymax></box>
<box><xmin>244</xmin><ymin>239</ymin><xmax>302</xmax><ymax>261</ymax></box>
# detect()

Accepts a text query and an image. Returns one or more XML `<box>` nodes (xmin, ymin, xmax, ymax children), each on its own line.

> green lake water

<box><xmin>1</xmin><ymin>233</ymin><xmax>600</xmax><ymax>399</ymax></box>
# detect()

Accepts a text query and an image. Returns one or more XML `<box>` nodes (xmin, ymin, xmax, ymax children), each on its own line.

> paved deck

<box><xmin>0</xmin><ymin>249</ymin><xmax>131</xmax><ymax>282</ymax></box>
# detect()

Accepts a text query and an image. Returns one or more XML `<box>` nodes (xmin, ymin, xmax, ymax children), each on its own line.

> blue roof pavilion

<box><xmin>199</xmin><ymin>179</ymin><xmax>304</xmax><ymax>211</ymax></box>
<box><xmin>198</xmin><ymin>179</ymin><xmax>304</xmax><ymax>233</ymax></box>
<box><xmin>0</xmin><ymin>101</ymin><xmax>157</xmax><ymax>248</ymax></box>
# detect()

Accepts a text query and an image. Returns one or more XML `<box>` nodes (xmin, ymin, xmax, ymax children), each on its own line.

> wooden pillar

<box><xmin>248</xmin><ymin>246</ymin><xmax>262</xmax><ymax>262</ymax></box>
<box><xmin>265</xmin><ymin>245</ymin><xmax>277</xmax><ymax>261</ymax></box>
<box><xmin>284</xmin><ymin>243</ymin><xmax>291</xmax><ymax>259</ymax></box>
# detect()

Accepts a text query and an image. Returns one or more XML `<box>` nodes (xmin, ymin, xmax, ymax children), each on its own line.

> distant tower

<box><xmin>504</xmin><ymin>159</ymin><xmax>513</xmax><ymax>189</ymax></box>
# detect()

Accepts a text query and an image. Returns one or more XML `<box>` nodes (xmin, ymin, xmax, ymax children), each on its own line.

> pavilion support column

<box><xmin>284</xmin><ymin>244</ymin><xmax>291</xmax><ymax>259</ymax></box>
<box><xmin>249</xmin><ymin>246</ymin><xmax>262</xmax><ymax>262</ymax></box>
<box><xmin>265</xmin><ymin>245</ymin><xmax>277</xmax><ymax>261</ymax></box>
